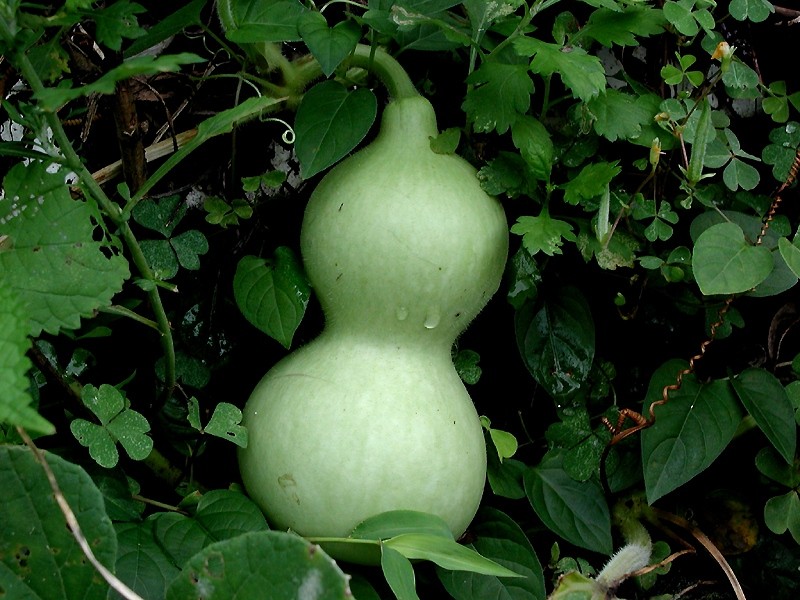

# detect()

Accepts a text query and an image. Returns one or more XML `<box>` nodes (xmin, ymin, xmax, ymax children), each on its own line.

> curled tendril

<box><xmin>260</xmin><ymin>117</ymin><xmax>296</xmax><ymax>144</ymax></box>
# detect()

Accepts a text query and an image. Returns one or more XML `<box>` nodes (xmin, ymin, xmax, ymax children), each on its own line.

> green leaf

<box><xmin>170</xmin><ymin>229</ymin><xmax>209</xmax><ymax>270</ymax></box>
<box><xmin>0</xmin><ymin>162</ymin><xmax>130</xmax><ymax>337</ymax></box>
<box><xmin>0</xmin><ymin>446</ymin><xmax>117</xmax><ymax>600</ymax></box>
<box><xmin>384</xmin><ymin>533</ymin><xmax>523</xmax><ymax>577</ymax></box>
<box><xmin>140</xmin><ymin>238</ymin><xmax>180</xmax><ymax>280</ymax></box>
<box><xmin>454</xmin><ymin>348</ymin><xmax>482</xmax><ymax>385</ymax></box>
<box><xmin>114</xmin><ymin>521</ymin><xmax>181</xmax><ymax>599</ymax></box>
<box><xmin>437</xmin><ymin>507</ymin><xmax>546</xmax><ymax>600</ymax></box>
<box><xmin>756</xmin><ymin>446</ymin><xmax>800</xmax><ymax>488</ymax></box>
<box><xmin>692</xmin><ymin>221</ymin><xmax>773</xmax><ymax>295</ymax></box>
<box><xmin>132</xmin><ymin>195</ymin><xmax>187</xmax><ymax>236</ymax></box>
<box><xmin>298</xmin><ymin>12</ymin><xmax>360</xmax><ymax>77</ymax></box>
<box><xmin>511</xmin><ymin>213</ymin><xmax>576</xmax><ymax>257</ymax></box>
<box><xmin>524</xmin><ymin>452</ymin><xmax>612</xmax><ymax>554</ymax></box>
<box><xmin>165</xmin><ymin>531</ymin><xmax>351</xmax><ymax>599</ymax></box>
<box><xmin>381</xmin><ymin>546</ymin><xmax>420</xmax><ymax>600</ymax></box>
<box><xmin>222</xmin><ymin>0</ymin><xmax>307</xmax><ymax>43</ymax></box>
<box><xmin>722</xmin><ymin>157</ymin><xmax>761</xmax><ymax>191</ymax></box>
<box><xmin>731</xmin><ymin>368</ymin><xmax>796</xmax><ymax>464</ymax></box>
<box><xmin>349</xmin><ymin>510</ymin><xmax>454</xmax><ymax>541</ymax></box>
<box><xmin>233</xmin><ymin>248</ymin><xmax>311</xmax><ymax>348</ymax></box>
<box><xmin>429</xmin><ymin>127</ymin><xmax>461</xmax><ymax>155</ymax></box>
<box><xmin>764</xmin><ymin>491</ymin><xmax>800</xmax><ymax>544</ymax></box>
<box><xmin>87</xmin><ymin>0</ymin><xmax>146</xmax><ymax>51</ymax></box>
<box><xmin>511</xmin><ymin>115</ymin><xmax>554</xmax><ymax>180</ymax></box>
<box><xmin>35</xmin><ymin>53</ymin><xmax>205</xmax><ymax>111</ymax></box>
<box><xmin>577</xmin><ymin>6</ymin><xmax>666</xmax><ymax>46</ymax></box>
<box><xmin>729</xmin><ymin>0</ymin><xmax>774</xmax><ymax>23</ymax></box>
<box><xmin>588</xmin><ymin>89</ymin><xmax>655</xmax><ymax>142</ymax></box>
<box><xmin>0</xmin><ymin>285</ymin><xmax>54</xmax><ymax>435</ymax></box>
<box><xmin>124</xmin><ymin>0</ymin><xmax>207</xmax><ymax>57</ymax></box>
<box><xmin>562</xmin><ymin>161</ymin><xmax>621</xmax><ymax>205</ymax></box>
<box><xmin>641</xmin><ymin>360</ymin><xmax>743</xmax><ymax>503</ymax></box>
<box><xmin>515</xmin><ymin>286</ymin><xmax>595</xmax><ymax>398</ymax></box>
<box><xmin>153</xmin><ymin>489</ymin><xmax>269</xmax><ymax>567</ymax></box>
<box><xmin>463</xmin><ymin>61</ymin><xmax>533</xmax><ymax>134</ymax></box>
<box><xmin>513</xmin><ymin>37</ymin><xmax>606</xmax><ymax>101</ymax></box>
<box><xmin>294</xmin><ymin>80</ymin><xmax>378</xmax><ymax>178</ymax></box>
<box><xmin>69</xmin><ymin>383</ymin><xmax>153</xmax><ymax>468</ymax></box>
<box><xmin>686</xmin><ymin>97</ymin><xmax>713</xmax><ymax>185</ymax></box>
<box><xmin>203</xmin><ymin>402</ymin><xmax>249</xmax><ymax>448</ymax></box>
<box><xmin>762</xmin><ymin>121</ymin><xmax>800</xmax><ymax>182</ymax></box>
<box><xmin>779</xmin><ymin>236</ymin><xmax>800</xmax><ymax>278</ymax></box>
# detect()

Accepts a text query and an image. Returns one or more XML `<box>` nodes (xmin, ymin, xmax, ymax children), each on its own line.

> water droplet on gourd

<box><xmin>396</xmin><ymin>306</ymin><xmax>409</xmax><ymax>321</ymax></box>
<box><xmin>423</xmin><ymin>312</ymin><xmax>440</xmax><ymax>329</ymax></box>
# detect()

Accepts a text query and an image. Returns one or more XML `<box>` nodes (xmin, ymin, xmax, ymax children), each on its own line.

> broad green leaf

<box><xmin>641</xmin><ymin>360</ymin><xmax>743</xmax><ymax>503</ymax></box>
<box><xmin>524</xmin><ymin>452</ymin><xmax>612</xmax><ymax>554</ymax></box>
<box><xmin>384</xmin><ymin>534</ymin><xmax>522</xmax><ymax>577</ymax></box>
<box><xmin>487</xmin><ymin>455</ymin><xmax>527</xmax><ymax>499</ymax></box>
<box><xmin>545</xmin><ymin>407</ymin><xmax>610</xmax><ymax>482</ymax></box>
<box><xmin>764</xmin><ymin>491</ymin><xmax>800</xmax><ymax>544</ymax></box>
<box><xmin>779</xmin><ymin>236</ymin><xmax>800</xmax><ymax>278</ymax></box>
<box><xmin>152</xmin><ymin>489</ymin><xmax>270</xmax><ymax>568</ymax></box>
<box><xmin>548</xmin><ymin>570</ymin><xmax>596</xmax><ymax>599</ymax></box>
<box><xmin>731</xmin><ymin>368</ymin><xmax>796</xmax><ymax>463</ymax></box>
<box><xmin>0</xmin><ymin>285</ymin><xmax>54</xmax><ymax>435</ymax></box>
<box><xmin>729</xmin><ymin>0</ymin><xmax>774</xmax><ymax>22</ymax></box>
<box><xmin>203</xmin><ymin>402</ymin><xmax>248</xmax><ymax>448</ymax></box>
<box><xmin>298</xmin><ymin>12</ymin><xmax>360</xmax><ymax>77</ymax></box>
<box><xmin>294</xmin><ymin>80</ymin><xmax>377</xmax><ymax>178</ymax></box>
<box><xmin>170</xmin><ymin>229</ymin><xmax>209</xmax><ymax>270</ymax></box>
<box><xmin>438</xmin><ymin>507</ymin><xmax>547</xmax><ymax>600</ymax></box>
<box><xmin>692</xmin><ymin>221</ymin><xmax>773</xmax><ymax>295</ymax></box>
<box><xmin>562</xmin><ymin>161</ymin><xmax>621</xmax><ymax>205</ymax></box>
<box><xmin>577</xmin><ymin>6</ymin><xmax>666</xmax><ymax>47</ymax></box>
<box><xmin>165</xmin><ymin>531</ymin><xmax>351</xmax><ymax>599</ymax></box>
<box><xmin>506</xmin><ymin>246</ymin><xmax>541</xmax><ymax>310</ymax></box>
<box><xmin>114</xmin><ymin>521</ymin><xmax>181</xmax><ymax>600</ymax></box>
<box><xmin>515</xmin><ymin>286</ymin><xmax>595</xmax><ymax>398</ymax></box>
<box><xmin>132</xmin><ymin>195</ymin><xmax>187</xmax><ymax>237</ymax></box>
<box><xmin>350</xmin><ymin>510</ymin><xmax>453</xmax><ymax>541</ymax></box>
<box><xmin>233</xmin><ymin>248</ymin><xmax>311</xmax><ymax>348</ymax></box>
<box><xmin>477</xmin><ymin>152</ymin><xmax>539</xmax><ymax>198</ymax></box>
<box><xmin>0</xmin><ymin>162</ymin><xmax>130</xmax><ymax>337</ymax></box>
<box><xmin>722</xmin><ymin>157</ymin><xmax>760</xmax><ymax>191</ymax></box>
<box><xmin>511</xmin><ymin>213</ymin><xmax>576</xmax><ymax>257</ymax></box>
<box><xmin>513</xmin><ymin>37</ymin><xmax>606</xmax><ymax>101</ymax></box>
<box><xmin>722</xmin><ymin>61</ymin><xmax>760</xmax><ymax>91</ymax></box>
<box><xmin>0</xmin><ymin>446</ymin><xmax>117</xmax><ymax>600</ymax></box>
<box><xmin>87</xmin><ymin>0</ymin><xmax>146</xmax><ymax>51</ymax></box>
<box><xmin>755</xmin><ymin>446</ymin><xmax>800</xmax><ymax>488</ymax></box>
<box><xmin>381</xmin><ymin>546</ymin><xmax>419</xmax><ymax>600</ymax></box>
<box><xmin>140</xmin><ymin>238</ymin><xmax>179</xmax><ymax>280</ymax></box>
<box><xmin>511</xmin><ymin>115</ymin><xmax>553</xmax><ymax>180</ymax></box>
<box><xmin>430</xmin><ymin>127</ymin><xmax>461</xmax><ymax>155</ymax></box>
<box><xmin>222</xmin><ymin>0</ymin><xmax>307</xmax><ymax>43</ymax></box>
<box><xmin>588</xmin><ymin>89</ymin><xmax>654</xmax><ymax>142</ymax></box>
<box><xmin>463</xmin><ymin>61</ymin><xmax>533</xmax><ymax>134</ymax></box>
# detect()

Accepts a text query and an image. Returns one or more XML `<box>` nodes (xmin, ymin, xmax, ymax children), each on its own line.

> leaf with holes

<box><xmin>692</xmin><ymin>221</ymin><xmax>773</xmax><ymax>295</ymax></box>
<box><xmin>203</xmin><ymin>402</ymin><xmax>248</xmax><ymax>448</ymax></box>
<box><xmin>233</xmin><ymin>248</ymin><xmax>311</xmax><ymax>348</ymax></box>
<box><xmin>641</xmin><ymin>360</ymin><xmax>743</xmax><ymax>503</ymax></box>
<box><xmin>165</xmin><ymin>531</ymin><xmax>351</xmax><ymax>599</ymax></box>
<box><xmin>0</xmin><ymin>446</ymin><xmax>117</xmax><ymax>600</ymax></box>
<box><xmin>294</xmin><ymin>80</ymin><xmax>377</xmax><ymax>178</ymax></box>
<box><xmin>0</xmin><ymin>162</ymin><xmax>130</xmax><ymax>337</ymax></box>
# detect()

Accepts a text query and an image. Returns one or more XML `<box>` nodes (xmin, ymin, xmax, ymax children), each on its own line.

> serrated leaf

<box><xmin>692</xmin><ymin>221</ymin><xmax>773</xmax><ymax>295</ymax></box>
<box><xmin>384</xmin><ymin>533</ymin><xmax>523</xmax><ymax>577</ymax></box>
<box><xmin>524</xmin><ymin>452</ymin><xmax>612</xmax><ymax>554</ymax></box>
<box><xmin>298</xmin><ymin>12</ymin><xmax>360</xmax><ymax>77</ymax></box>
<box><xmin>511</xmin><ymin>213</ymin><xmax>576</xmax><ymax>257</ymax></box>
<box><xmin>203</xmin><ymin>402</ymin><xmax>248</xmax><ymax>448</ymax></box>
<box><xmin>429</xmin><ymin>127</ymin><xmax>461</xmax><ymax>155</ymax></box>
<box><xmin>0</xmin><ymin>162</ymin><xmax>130</xmax><ymax>337</ymax></box>
<box><xmin>437</xmin><ymin>507</ymin><xmax>546</xmax><ymax>600</ymax></box>
<box><xmin>577</xmin><ymin>6</ymin><xmax>666</xmax><ymax>46</ymax></box>
<box><xmin>513</xmin><ymin>37</ymin><xmax>606</xmax><ymax>101</ymax></box>
<box><xmin>0</xmin><ymin>285</ymin><xmax>54</xmax><ymax>435</ymax></box>
<box><xmin>463</xmin><ymin>61</ymin><xmax>533</xmax><ymax>134</ymax></box>
<box><xmin>233</xmin><ymin>248</ymin><xmax>311</xmax><ymax>348</ymax></box>
<box><xmin>588</xmin><ymin>89</ymin><xmax>653</xmax><ymax>142</ymax></box>
<box><xmin>165</xmin><ymin>531</ymin><xmax>350</xmax><ymax>599</ymax></box>
<box><xmin>515</xmin><ymin>286</ymin><xmax>595</xmax><ymax>397</ymax></box>
<box><xmin>0</xmin><ymin>446</ymin><xmax>117</xmax><ymax>600</ymax></box>
<box><xmin>88</xmin><ymin>0</ymin><xmax>147</xmax><ymax>51</ymax></box>
<box><xmin>641</xmin><ymin>360</ymin><xmax>743</xmax><ymax>503</ymax></box>
<box><xmin>731</xmin><ymin>368</ymin><xmax>796</xmax><ymax>463</ymax></box>
<box><xmin>153</xmin><ymin>489</ymin><xmax>269</xmax><ymax>567</ymax></box>
<box><xmin>511</xmin><ymin>115</ymin><xmax>553</xmax><ymax>180</ymax></box>
<box><xmin>562</xmin><ymin>161</ymin><xmax>621</xmax><ymax>205</ymax></box>
<box><xmin>294</xmin><ymin>80</ymin><xmax>377</xmax><ymax>178</ymax></box>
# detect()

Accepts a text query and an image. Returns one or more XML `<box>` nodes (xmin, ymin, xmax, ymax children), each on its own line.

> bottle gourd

<box><xmin>238</xmin><ymin>54</ymin><xmax>509</xmax><ymax>560</ymax></box>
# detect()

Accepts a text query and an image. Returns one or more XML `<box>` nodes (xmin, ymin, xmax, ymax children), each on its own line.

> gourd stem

<box><xmin>347</xmin><ymin>43</ymin><xmax>420</xmax><ymax>101</ymax></box>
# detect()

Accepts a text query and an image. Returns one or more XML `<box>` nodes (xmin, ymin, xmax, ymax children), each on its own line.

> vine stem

<box><xmin>17</xmin><ymin>426</ymin><xmax>146</xmax><ymax>600</ymax></box>
<box><xmin>345</xmin><ymin>43</ymin><xmax>420</xmax><ymax>101</ymax></box>
<box><xmin>6</xmin><ymin>38</ymin><xmax>177</xmax><ymax>395</ymax></box>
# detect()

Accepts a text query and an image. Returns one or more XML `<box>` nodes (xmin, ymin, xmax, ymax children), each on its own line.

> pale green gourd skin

<box><xmin>238</xmin><ymin>95</ymin><xmax>509</xmax><ymax>562</ymax></box>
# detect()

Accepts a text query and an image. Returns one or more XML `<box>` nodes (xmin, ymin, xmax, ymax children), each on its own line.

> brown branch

<box><xmin>112</xmin><ymin>77</ymin><xmax>147</xmax><ymax>192</ymax></box>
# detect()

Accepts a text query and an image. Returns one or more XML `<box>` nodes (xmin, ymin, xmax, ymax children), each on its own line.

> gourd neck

<box><xmin>348</xmin><ymin>44</ymin><xmax>420</xmax><ymax>101</ymax></box>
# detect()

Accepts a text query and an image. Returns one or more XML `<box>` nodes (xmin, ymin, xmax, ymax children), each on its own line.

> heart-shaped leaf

<box><xmin>298</xmin><ymin>11</ymin><xmax>360</xmax><ymax>77</ymax></box>
<box><xmin>170</xmin><ymin>229</ymin><xmax>209</xmax><ymax>270</ymax></box>
<box><xmin>692</xmin><ymin>221</ymin><xmax>773</xmax><ymax>295</ymax></box>
<box><xmin>204</xmin><ymin>402</ymin><xmax>248</xmax><ymax>448</ymax></box>
<box><xmin>233</xmin><ymin>247</ymin><xmax>311</xmax><ymax>348</ymax></box>
<box><xmin>132</xmin><ymin>195</ymin><xmax>187</xmax><ymax>236</ymax></box>
<box><xmin>294</xmin><ymin>80</ymin><xmax>377</xmax><ymax>178</ymax></box>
